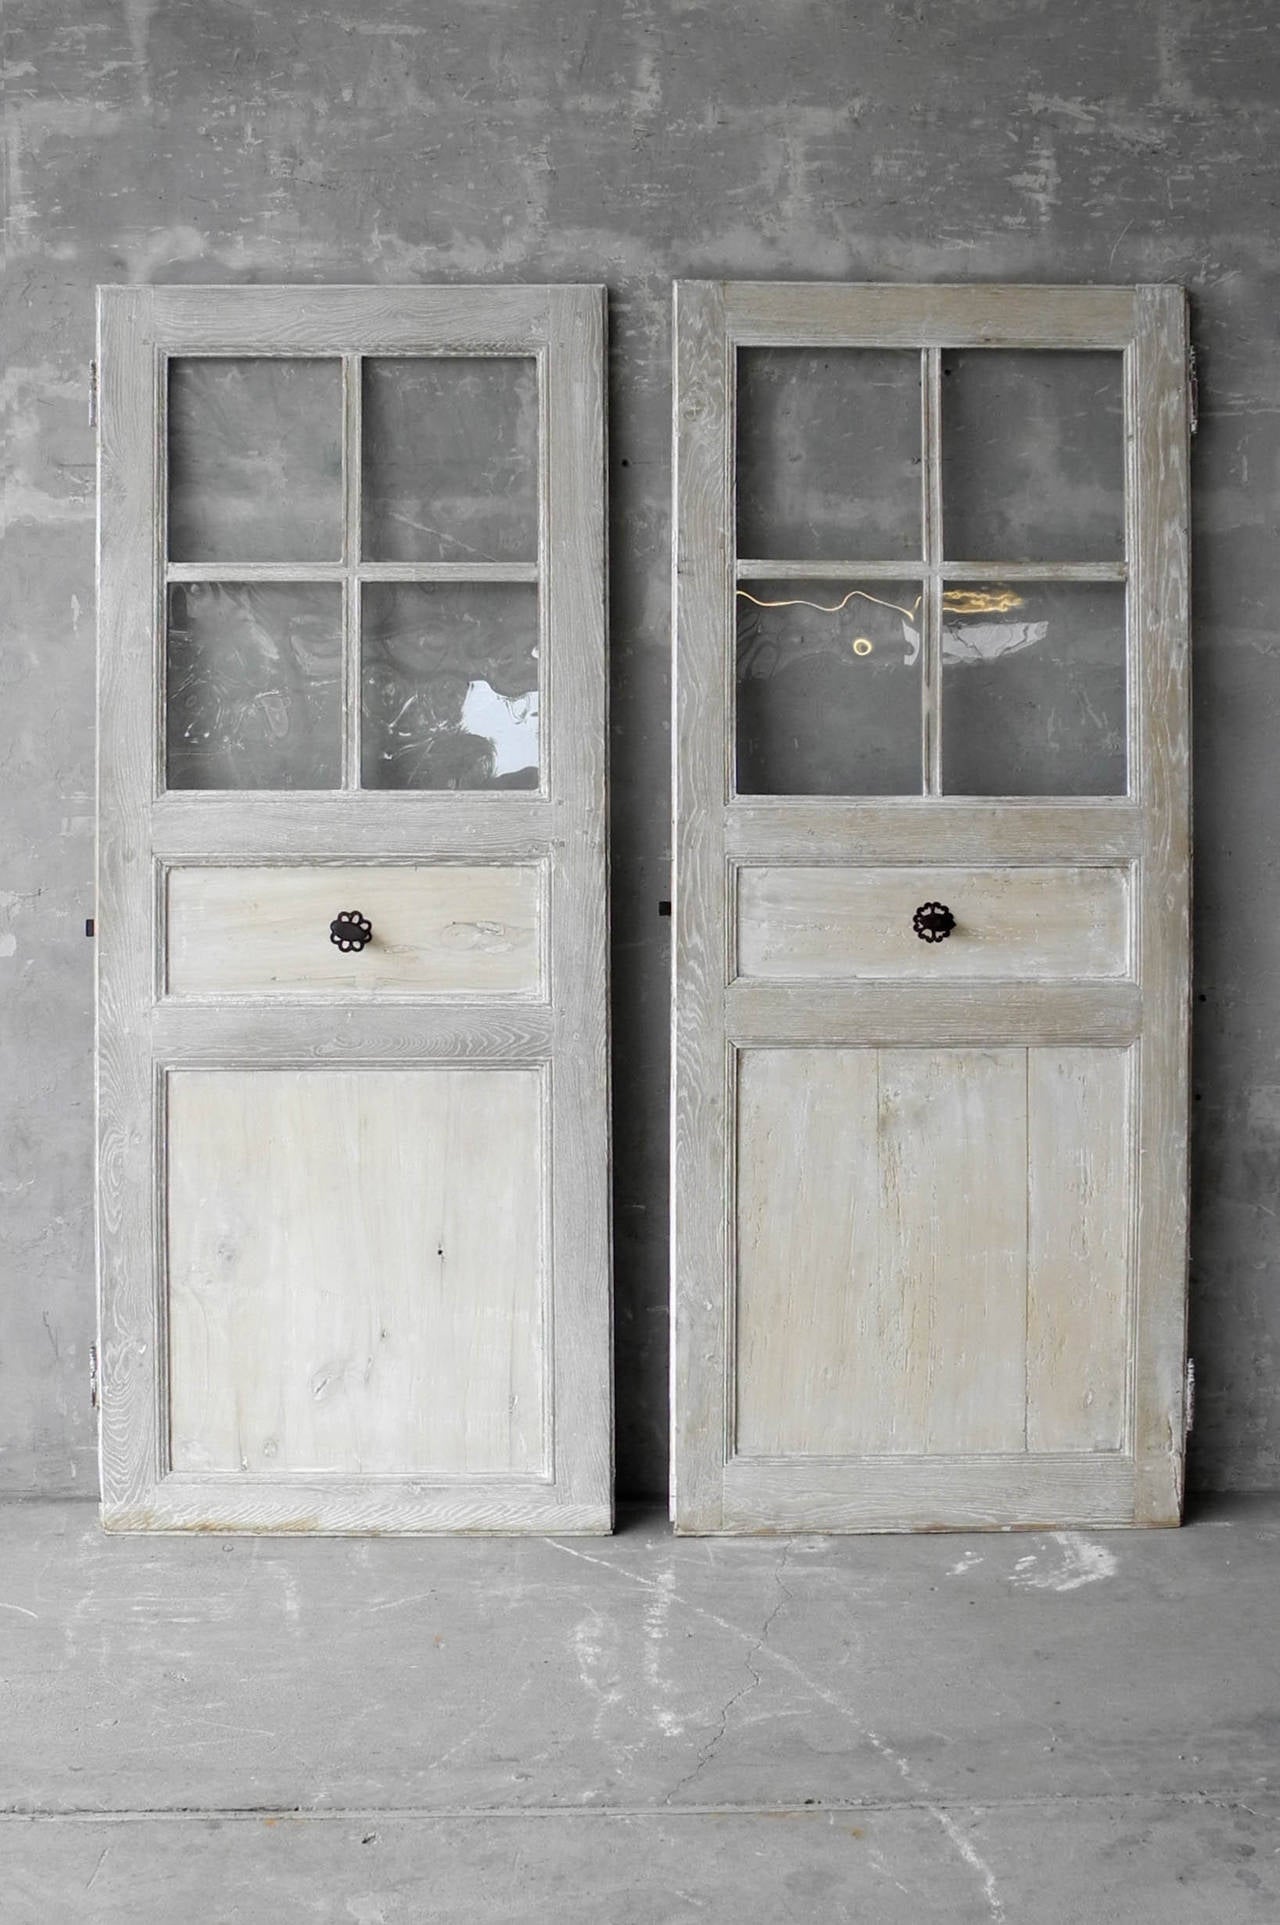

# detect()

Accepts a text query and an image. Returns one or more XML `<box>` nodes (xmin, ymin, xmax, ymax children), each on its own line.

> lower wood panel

<box><xmin>166</xmin><ymin>1068</ymin><xmax>545</xmax><ymax>1478</ymax></box>
<box><xmin>733</xmin><ymin>1045</ymin><xmax>1132</xmax><ymax>1465</ymax></box>
<box><xmin>1027</xmin><ymin>1048</ymin><xmax>1131</xmax><ymax>1451</ymax></box>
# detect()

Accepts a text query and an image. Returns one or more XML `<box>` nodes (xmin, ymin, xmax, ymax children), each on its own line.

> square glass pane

<box><xmin>361</xmin><ymin>584</ymin><xmax>539</xmax><ymax>790</ymax></box>
<box><xmin>168</xmin><ymin>359</ymin><xmax>342</xmax><ymax>563</ymax></box>
<box><xmin>362</xmin><ymin>358</ymin><xmax>538</xmax><ymax>563</ymax></box>
<box><xmin>736</xmin><ymin>349</ymin><xmax>923</xmax><ymax>563</ymax></box>
<box><xmin>736</xmin><ymin>580</ymin><xmax>923</xmax><ymax>796</ymax></box>
<box><xmin>941</xmin><ymin>351</ymin><xmax>1124</xmax><ymax>562</ymax></box>
<box><xmin>941</xmin><ymin>581</ymin><xmax>1127</xmax><ymax>795</ymax></box>
<box><xmin>166</xmin><ymin>584</ymin><xmax>342</xmax><ymax>790</ymax></box>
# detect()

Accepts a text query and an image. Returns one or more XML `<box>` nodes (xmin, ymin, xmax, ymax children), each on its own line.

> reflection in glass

<box><xmin>362</xmin><ymin>358</ymin><xmax>539</xmax><ymax>564</ymax></box>
<box><xmin>942</xmin><ymin>581</ymin><xmax>1127</xmax><ymax>795</ymax></box>
<box><xmin>166</xmin><ymin>584</ymin><xmax>342</xmax><ymax>790</ymax></box>
<box><xmin>361</xmin><ymin>584</ymin><xmax>540</xmax><ymax>790</ymax></box>
<box><xmin>736</xmin><ymin>580</ymin><xmax>923</xmax><ymax>796</ymax></box>
<box><xmin>941</xmin><ymin>350</ymin><xmax>1124</xmax><ymax>562</ymax></box>
<box><xmin>168</xmin><ymin>359</ymin><xmax>342</xmax><ymax>563</ymax></box>
<box><xmin>736</xmin><ymin>349</ymin><xmax>922</xmax><ymax>562</ymax></box>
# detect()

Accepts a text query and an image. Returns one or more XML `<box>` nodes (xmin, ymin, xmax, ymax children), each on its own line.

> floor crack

<box><xmin>664</xmin><ymin>1545</ymin><xmax>795</xmax><ymax>1806</ymax></box>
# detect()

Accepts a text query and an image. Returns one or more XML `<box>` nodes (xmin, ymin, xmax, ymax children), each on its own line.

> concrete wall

<box><xmin>2</xmin><ymin>0</ymin><xmax>1277</xmax><ymax>1498</ymax></box>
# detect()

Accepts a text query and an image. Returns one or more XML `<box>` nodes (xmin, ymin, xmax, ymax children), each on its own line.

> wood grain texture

<box><xmin>726</xmin><ymin>801</ymin><xmax>1143</xmax><ymax>865</ymax></box>
<box><xmin>736</xmin><ymin>864</ymin><xmax>1131</xmax><ymax>981</ymax></box>
<box><xmin>736</xmin><ymin>559</ymin><xmax>1129</xmax><ymax>583</ymax></box>
<box><xmin>167</xmin><ymin>1069</ymin><xmax>545</xmax><ymax>1476</ymax></box>
<box><xmin>721</xmin><ymin>282</ymin><xmax>1139</xmax><ymax>349</ymax></box>
<box><xmin>719</xmin><ymin>1452</ymin><xmax>1138</xmax><ymax>1532</ymax></box>
<box><xmin>1130</xmin><ymin>286</ymin><xmax>1192</xmax><ymax>1523</ymax></box>
<box><xmin>166</xmin><ymin>561</ymin><xmax>542</xmax><ymax>583</ymax></box>
<box><xmin>166</xmin><ymin>864</ymin><xmax>544</xmax><ymax>997</ymax></box>
<box><xmin>97</xmin><ymin>287</ymin><xmax>163</xmax><ymax>1518</ymax></box>
<box><xmin>151</xmin><ymin>792</ymin><xmax>552</xmax><ymax>861</ymax></box>
<box><xmin>734</xmin><ymin>1050</ymin><xmax>882</xmax><ymax>1454</ymax></box>
<box><xmin>670</xmin><ymin>281</ymin><xmax>734</xmax><ymax>1531</ymax></box>
<box><xmin>727</xmin><ymin>980</ymin><xmax>1141</xmax><ymax>1047</ymax></box>
<box><xmin>152</xmin><ymin>1002</ymin><xmax>553</xmax><ymax>1064</ymax></box>
<box><xmin>142</xmin><ymin>283</ymin><xmax>553</xmax><ymax>353</ymax></box>
<box><xmin>98</xmin><ymin>285</ymin><xmax>612</xmax><ymax>1534</ymax></box>
<box><xmin>1027</xmin><ymin>1048</ymin><xmax>1132</xmax><ymax>1452</ymax></box>
<box><xmin>543</xmin><ymin>286</ymin><xmax>613</xmax><ymax>1516</ymax></box>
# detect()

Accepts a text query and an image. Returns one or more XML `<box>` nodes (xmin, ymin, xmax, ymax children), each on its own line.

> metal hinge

<box><xmin>1184</xmin><ymin>1355</ymin><xmax>1196</xmax><ymax>1437</ymax></box>
<box><xmin>89</xmin><ymin>1343</ymin><xmax>100</xmax><ymax>1411</ymax></box>
<box><xmin>88</xmin><ymin>361</ymin><xmax>98</xmax><ymax>430</ymax></box>
<box><xmin>1187</xmin><ymin>346</ymin><xmax>1199</xmax><ymax>438</ymax></box>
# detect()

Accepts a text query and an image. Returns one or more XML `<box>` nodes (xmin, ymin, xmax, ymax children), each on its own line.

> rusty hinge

<box><xmin>89</xmin><ymin>1342</ymin><xmax>100</xmax><ymax>1411</ymax></box>
<box><xmin>1184</xmin><ymin>1355</ymin><xmax>1196</xmax><ymax>1437</ymax></box>
<box><xmin>88</xmin><ymin>360</ymin><xmax>98</xmax><ymax>430</ymax></box>
<box><xmin>1187</xmin><ymin>346</ymin><xmax>1199</xmax><ymax>438</ymax></box>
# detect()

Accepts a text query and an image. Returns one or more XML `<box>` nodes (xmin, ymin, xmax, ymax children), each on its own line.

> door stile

<box><xmin>97</xmin><ymin>287</ymin><xmax>164</xmax><ymax>1514</ymax></box>
<box><xmin>1131</xmin><ymin>285</ymin><xmax>1192</xmax><ymax>1521</ymax></box>
<box><xmin>671</xmin><ymin>280</ymin><xmax>734</xmax><ymax>1530</ymax></box>
<box><xmin>544</xmin><ymin>287</ymin><xmax>613</xmax><ymax>1515</ymax></box>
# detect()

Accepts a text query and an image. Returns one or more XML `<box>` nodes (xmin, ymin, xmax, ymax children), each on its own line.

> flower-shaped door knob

<box><xmin>912</xmin><ymin>901</ymin><xmax>956</xmax><ymax>943</ymax></box>
<box><xmin>329</xmin><ymin>911</ymin><xmax>373</xmax><ymax>953</ymax></box>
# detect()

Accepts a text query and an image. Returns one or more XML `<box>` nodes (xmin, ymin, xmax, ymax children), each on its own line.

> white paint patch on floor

<box><xmin>1011</xmin><ymin>1533</ymin><xmax>1119</xmax><ymax>1593</ymax></box>
<box><xmin>948</xmin><ymin>1550</ymin><xmax>983</xmax><ymax>1577</ymax></box>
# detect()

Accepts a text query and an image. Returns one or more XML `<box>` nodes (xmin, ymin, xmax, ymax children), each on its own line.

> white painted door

<box><xmin>97</xmin><ymin>285</ymin><xmax>611</xmax><ymax>1533</ymax></box>
<box><xmin>672</xmin><ymin>282</ymin><xmax>1191</xmax><ymax>1532</ymax></box>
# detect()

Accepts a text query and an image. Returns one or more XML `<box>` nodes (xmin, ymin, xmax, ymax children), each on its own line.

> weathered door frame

<box><xmin>96</xmin><ymin>283</ymin><xmax>612</xmax><ymax>1533</ymax></box>
<box><xmin>670</xmin><ymin>281</ymin><xmax>1191</xmax><ymax>1533</ymax></box>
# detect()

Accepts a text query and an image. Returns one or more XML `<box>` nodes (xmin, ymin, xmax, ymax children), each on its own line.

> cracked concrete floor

<box><xmin>1</xmin><ymin>1497</ymin><xmax>1277</xmax><ymax>1922</ymax></box>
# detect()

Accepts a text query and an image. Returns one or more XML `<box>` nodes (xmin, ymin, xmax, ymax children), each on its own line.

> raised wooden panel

<box><xmin>1027</xmin><ymin>1048</ymin><xmax>1132</xmax><ymax>1452</ymax></box>
<box><xmin>736</xmin><ymin>864</ymin><xmax>1130</xmax><ymax>981</ymax></box>
<box><xmin>735</xmin><ymin>1044</ymin><xmax>1132</xmax><ymax>1464</ymax></box>
<box><xmin>166</xmin><ymin>864</ymin><xmax>543</xmax><ymax>997</ymax></box>
<box><xmin>735</xmin><ymin>1047</ymin><xmax>1027</xmax><ymax>1456</ymax></box>
<box><xmin>167</xmin><ymin>1069</ymin><xmax>546</xmax><ymax>1477</ymax></box>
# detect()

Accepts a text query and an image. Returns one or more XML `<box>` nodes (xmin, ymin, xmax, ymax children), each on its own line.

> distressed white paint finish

<box><xmin>97</xmin><ymin>285</ymin><xmax>611</xmax><ymax>1533</ymax></box>
<box><xmin>672</xmin><ymin>282</ymin><xmax>1190</xmax><ymax>1532</ymax></box>
<box><xmin>1027</xmin><ymin>1048</ymin><xmax>1132</xmax><ymax>1453</ymax></box>
<box><xmin>168</xmin><ymin>1069</ymin><xmax>545</xmax><ymax>1476</ymax></box>
<box><xmin>736</xmin><ymin>864</ymin><xmax>1130</xmax><ymax>981</ymax></box>
<box><xmin>166</xmin><ymin>864</ymin><xmax>543</xmax><ymax>997</ymax></box>
<box><xmin>736</xmin><ymin>1049</ymin><xmax>1027</xmax><ymax>1457</ymax></box>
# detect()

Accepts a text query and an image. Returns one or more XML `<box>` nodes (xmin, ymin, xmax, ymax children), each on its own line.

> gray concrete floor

<box><xmin>0</xmin><ymin>1498</ymin><xmax>1277</xmax><ymax>1923</ymax></box>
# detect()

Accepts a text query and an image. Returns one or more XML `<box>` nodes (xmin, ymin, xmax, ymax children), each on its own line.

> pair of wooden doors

<box><xmin>96</xmin><ymin>281</ymin><xmax>1190</xmax><ymax>1535</ymax></box>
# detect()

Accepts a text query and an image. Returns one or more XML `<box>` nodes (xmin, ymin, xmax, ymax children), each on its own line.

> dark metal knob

<box><xmin>913</xmin><ymin>901</ymin><xmax>955</xmax><ymax>943</ymax></box>
<box><xmin>329</xmin><ymin>911</ymin><xmax>373</xmax><ymax>953</ymax></box>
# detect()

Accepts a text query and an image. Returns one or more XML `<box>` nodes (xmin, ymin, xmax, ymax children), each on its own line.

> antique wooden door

<box><xmin>97</xmin><ymin>285</ymin><xmax>611</xmax><ymax>1533</ymax></box>
<box><xmin>672</xmin><ymin>282</ymin><xmax>1190</xmax><ymax>1532</ymax></box>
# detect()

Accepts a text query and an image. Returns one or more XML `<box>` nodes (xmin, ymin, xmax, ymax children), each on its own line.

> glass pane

<box><xmin>362</xmin><ymin>358</ymin><xmax>538</xmax><ymax>563</ymax></box>
<box><xmin>168</xmin><ymin>359</ymin><xmax>342</xmax><ymax>563</ymax></box>
<box><xmin>166</xmin><ymin>584</ymin><xmax>342</xmax><ymax>790</ymax></box>
<box><xmin>941</xmin><ymin>351</ymin><xmax>1124</xmax><ymax>562</ymax></box>
<box><xmin>736</xmin><ymin>349</ymin><xmax>922</xmax><ymax>562</ymax></box>
<box><xmin>941</xmin><ymin>581</ymin><xmax>1127</xmax><ymax>795</ymax></box>
<box><xmin>736</xmin><ymin>580</ymin><xmax>923</xmax><ymax>796</ymax></box>
<box><xmin>361</xmin><ymin>584</ymin><xmax>539</xmax><ymax>790</ymax></box>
